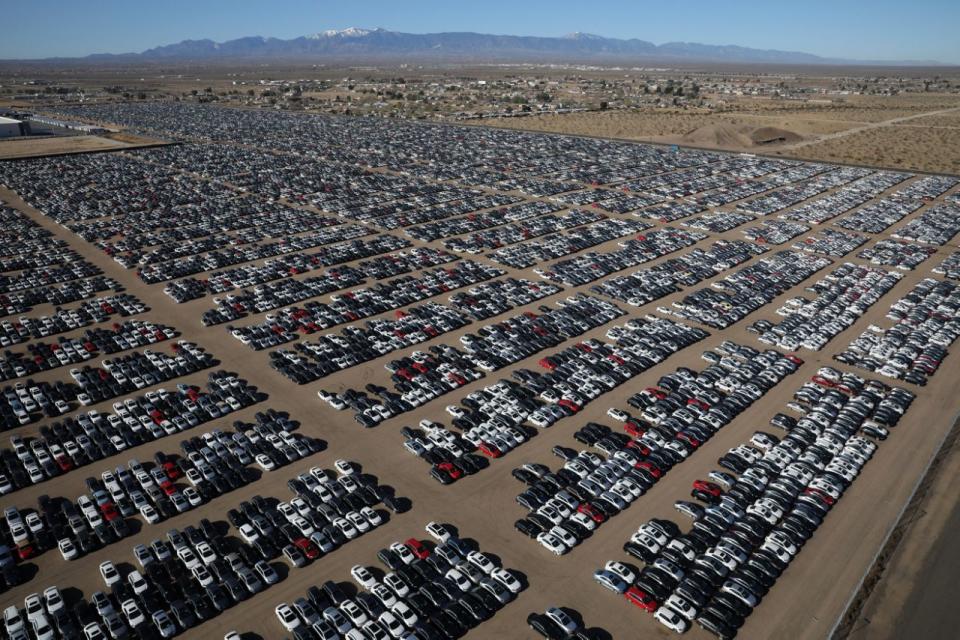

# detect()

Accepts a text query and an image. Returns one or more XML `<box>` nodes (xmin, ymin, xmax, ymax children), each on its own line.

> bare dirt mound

<box><xmin>750</xmin><ymin>126</ymin><xmax>803</xmax><ymax>145</ymax></box>
<box><xmin>680</xmin><ymin>123</ymin><xmax>805</xmax><ymax>149</ymax></box>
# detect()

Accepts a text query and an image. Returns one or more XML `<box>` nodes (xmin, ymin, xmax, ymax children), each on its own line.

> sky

<box><xmin>2</xmin><ymin>0</ymin><xmax>958</xmax><ymax>63</ymax></box>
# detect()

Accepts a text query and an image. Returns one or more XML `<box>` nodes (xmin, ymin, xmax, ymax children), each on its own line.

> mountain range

<box><xmin>58</xmin><ymin>28</ymin><xmax>941</xmax><ymax>66</ymax></box>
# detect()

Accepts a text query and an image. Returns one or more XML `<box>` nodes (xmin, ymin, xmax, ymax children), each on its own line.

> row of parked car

<box><xmin>740</xmin><ymin>220</ymin><xmax>808</xmax><ymax>246</ymax></box>
<box><xmin>0</xmin><ymin>337</ymin><xmax>196</xmax><ymax>430</ymax></box>
<box><xmin>0</xmin><ymin>276</ymin><xmax>122</xmax><ymax>319</ymax></box>
<box><xmin>590</xmin><ymin>240</ymin><xmax>766</xmax><ymax>308</ymax></box>
<box><xmin>778</xmin><ymin>171</ymin><xmax>908</xmax><ymax>225</ymax></box>
<box><xmin>0</xmin><ymin>372</ymin><xmax>263</xmax><ymax>497</ymax></box>
<box><xmin>275</xmin><ymin>521</ymin><xmax>522</xmax><ymax>640</ymax></box>
<box><xmin>681</xmin><ymin>212</ymin><xmax>754</xmax><ymax>235</ymax></box>
<box><xmin>533</xmin><ymin>227</ymin><xmax>708</xmax><ymax>287</ymax></box>
<box><xmin>857</xmin><ymin>239</ymin><xmax>937</xmax><ymax>271</ymax></box>
<box><xmin>750</xmin><ymin>263</ymin><xmax>902</xmax><ymax>352</ymax></box>
<box><xmin>791</xmin><ymin>228</ymin><xmax>866</xmax><ymax>258</ymax></box>
<box><xmin>933</xmin><ymin>250</ymin><xmax>960</xmax><ymax>280</ymax></box>
<box><xmin>442</xmin><ymin>209</ymin><xmax>605</xmax><ymax>255</ymax></box>
<box><xmin>834</xmin><ymin>277</ymin><xmax>960</xmax><ymax>385</ymax></box>
<box><xmin>319</xmin><ymin>345</ymin><xmax>486</xmax><ymax>428</ymax></box>
<box><xmin>661</xmin><ymin>251</ymin><xmax>833</xmax><ymax>330</ymax></box>
<box><xmin>458</xmin><ymin>295</ymin><xmax>623</xmax><ymax>372</ymax></box>
<box><xmin>228</xmin><ymin>459</ymin><xmax>403</xmax><ymax>570</ymax></box>
<box><xmin>0</xmin><ymin>320</ymin><xmax>177</xmax><ymax>383</ymax></box>
<box><xmin>0</xmin><ymin>295</ymin><xmax>148</xmax><ymax>348</ymax></box>
<box><xmin>404</xmin><ymin>201</ymin><xmax>562</xmax><ymax>243</ymax></box>
<box><xmin>488</xmin><ymin>219</ymin><xmax>650</xmax><ymax>269</ymax></box>
<box><xmin>833</xmin><ymin>197</ymin><xmax>921</xmax><ymax>234</ymax></box>
<box><xmin>447</xmin><ymin>279</ymin><xmax>562</xmax><ymax>322</ymax></box>
<box><xmin>135</xmin><ymin>222</ymin><xmax>364</xmax><ymax>283</ymax></box>
<box><xmin>891</xmin><ymin>203</ymin><xmax>960</xmax><ymax>245</ymax></box>
<box><xmin>0</xmin><ymin>261</ymin><xmax>104</xmax><ymax>297</ymax></box>
<box><xmin>736</xmin><ymin>167</ymin><xmax>872</xmax><ymax>217</ymax></box>
<box><xmin>514</xmin><ymin>343</ymin><xmax>801</xmax><ymax>556</ymax></box>
<box><xmin>201</xmin><ymin>259</ymin><xmax>500</xmax><ymax>327</ymax></box>
<box><xmin>268</xmin><ymin>303</ymin><xmax>470</xmax><ymax>383</ymax></box>
<box><xmin>594</xmin><ymin>373</ymin><xmax>913</xmax><ymax>638</ymax></box>
<box><xmin>68</xmin><ymin>341</ymin><xmax>216</xmax><ymax>410</ymax></box>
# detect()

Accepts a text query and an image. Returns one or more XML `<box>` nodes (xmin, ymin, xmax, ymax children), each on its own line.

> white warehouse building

<box><xmin>0</xmin><ymin>116</ymin><xmax>29</xmax><ymax>138</ymax></box>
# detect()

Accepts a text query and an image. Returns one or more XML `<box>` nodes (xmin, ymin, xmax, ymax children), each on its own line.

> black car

<box><xmin>527</xmin><ymin>612</ymin><xmax>568</xmax><ymax>640</ymax></box>
<box><xmin>169</xmin><ymin>599</ymin><xmax>197</xmax><ymax>629</ymax></box>
<box><xmin>322</xmin><ymin>580</ymin><xmax>347</xmax><ymax>606</ymax></box>
<box><xmin>698</xmin><ymin>609</ymin><xmax>736</xmax><ymax>639</ymax></box>
<box><xmin>514</xmin><ymin>518</ymin><xmax>541</xmax><ymax>538</ymax></box>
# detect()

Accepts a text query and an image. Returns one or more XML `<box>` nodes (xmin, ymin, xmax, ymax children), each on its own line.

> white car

<box><xmin>654</xmin><ymin>606</ymin><xmax>690</xmax><ymax>633</ymax></box>
<box><xmin>255</xmin><ymin>454</ymin><xmax>277</xmax><ymax>471</ymax></box>
<box><xmin>536</xmin><ymin>532</ymin><xmax>568</xmax><ymax>555</ymax></box>
<box><xmin>335</xmin><ymin>459</ymin><xmax>356</xmax><ymax>475</ymax></box>
<box><xmin>127</xmin><ymin>571</ymin><xmax>149</xmax><ymax>595</ymax></box>
<box><xmin>490</xmin><ymin>567</ymin><xmax>522</xmax><ymax>594</ymax></box>
<box><xmin>606</xmin><ymin>408</ymin><xmax>629</xmax><ymax>422</ymax></box>
<box><xmin>350</xmin><ymin>565</ymin><xmax>378</xmax><ymax>589</ymax></box>
<box><xmin>3</xmin><ymin>606</ymin><xmax>25</xmax><ymax>638</ymax></box>
<box><xmin>58</xmin><ymin>538</ymin><xmax>79</xmax><ymax>560</ymax></box>
<box><xmin>604</xmin><ymin>561</ymin><xmax>636</xmax><ymax>584</ymax></box>
<box><xmin>466</xmin><ymin>551</ymin><xmax>496</xmax><ymax>575</ymax></box>
<box><xmin>275</xmin><ymin>603</ymin><xmax>301</xmax><ymax>632</ymax></box>
<box><xmin>99</xmin><ymin>561</ymin><xmax>120</xmax><ymax>587</ymax></box>
<box><xmin>424</xmin><ymin>521</ymin><xmax>453</xmax><ymax>543</ymax></box>
<box><xmin>238</xmin><ymin>523</ymin><xmax>259</xmax><ymax>544</ymax></box>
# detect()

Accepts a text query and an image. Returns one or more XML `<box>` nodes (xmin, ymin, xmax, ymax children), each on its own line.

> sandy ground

<box><xmin>846</xmin><ymin>421</ymin><xmax>960</xmax><ymax>640</ymax></box>
<box><xmin>792</xmin><ymin>125</ymin><xmax>960</xmax><ymax>174</ymax></box>
<box><xmin>0</xmin><ymin>135</ymin><xmax>132</xmax><ymax>159</ymax></box>
<box><xmin>479</xmin><ymin>94</ymin><xmax>960</xmax><ymax>174</ymax></box>
<box><xmin>0</xmin><ymin>138</ymin><xmax>959</xmax><ymax>640</ymax></box>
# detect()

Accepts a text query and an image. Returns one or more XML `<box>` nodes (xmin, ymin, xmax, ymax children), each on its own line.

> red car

<box><xmin>100</xmin><ymin>502</ymin><xmax>120</xmax><ymax>522</ymax></box>
<box><xmin>405</xmin><ymin>538</ymin><xmax>430</xmax><ymax>560</ymax></box>
<box><xmin>635</xmin><ymin>461</ymin><xmax>662</xmax><ymax>479</ymax></box>
<box><xmin>811</xmin><ymin>376</ymin><xmax>835</xmax><ymax>388</ymax></box>
<box><xmin>438</xmin><ymin>462</ymin><xmax>463</xmax><ymax>480</ymax></box>
<box><xmin>692</xmin><ymin>480</ymin><xmax>722</xmax><ymax>497</ymax></box>
<box><xmin>676</xmin><ymin>432</ymin><xmax>701</xmax><ymax>448</ymax></box>
<box><xmin>160</xmin><ymin>481</ymin><xmax>177</xmax><ymax>496</ymax></box>
<box><xmin>162</xmin><ymin>461</ymin><xmax>181</xmax><ymax>480</ymax></box>
<box><xmin>624</xmin><ymin>421</ymin><xmax>645</xmax><ymax>438</ymax></box>
<box><xmin>577</xmin><ymin>503</ymin><xmax>606</xmax><ymax>523</ymax></box>
<box><xmin>625</xmin><ymin>440</ymin><xmax>651</xmax><ymax>457</ymax></box>
<box><xmin>16</xmin><ymin>543</ymin><xmax>36</xmax><ymax>561</ymax></box>
<box><xmin>803</xmin><ymin>487</ymin><xmax>836</xmax><ymax>506</ymax></box>
<box><xmin>294</xmin><ymin>538</ymin><xmax>320</xmax><ymax>560</ymax></box>
<box><xmin>624</xmin><ymin>586</ymin><xmax>658</xmax><ymax>612</ymax></box>
<box><xmin>538</xmin><ymin>358</ymin><xmax>557</xmax><ymax>371</ymax></box>
<box><xmin>557</xmin><ymin>399</ymin><xmax>580</xmax><ymax>413</ymax></box>
<box><xmin>54</xmin><ymin>455</ymin><xmax>73</xmax><ymax>472</ymax></box>
<box><xmin>645</xmin><ymin>387</ymin><xmax>668</xmax><ymax>400</ymax></box>
<box><xmin>477</xmin><ymin>442</ymin><xmax>502</xmax><ymax>458</ymax></box>
<box><xmin>786</xmin><ymin>354</ymin><xmax>804</xmax><ymax>365</ymax></box>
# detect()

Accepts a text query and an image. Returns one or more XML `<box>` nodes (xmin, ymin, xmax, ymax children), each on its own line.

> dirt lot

<box><xmin>791</xmin><ymin>125</ymin><xmax>960</xmax><ymax>174</ymax></box>
<box><xmin>0</xmin><ymin>135</ymin><xmax>133</xmax><ymax>159</ymax></box>
<box><xmin>479</xmin><ymin>93</ymin><xmax>960</xmax><ymax>174</ymax></box>
<box><xmin>0</xmin><ymin>137</ymin><xmax>959</xmax><ymax>640</ymax></box>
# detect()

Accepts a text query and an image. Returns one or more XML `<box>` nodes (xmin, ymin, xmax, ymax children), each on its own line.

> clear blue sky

<box><xmin>3</xmin><ymin>0</ymin><xmax>958</xmax><ymax>63</ymax></box>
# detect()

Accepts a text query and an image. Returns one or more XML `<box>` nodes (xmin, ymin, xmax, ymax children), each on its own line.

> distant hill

<box><xmin>44</xmin><ymin>28</ymin><xmax>944</xmax><ymax>66</ymax></box>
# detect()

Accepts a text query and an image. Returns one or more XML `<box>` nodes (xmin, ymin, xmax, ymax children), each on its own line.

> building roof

<box><xmin>0</xmin><ymin>116</ymin><xmax>21</xmax><ymax>124</ymax></box>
